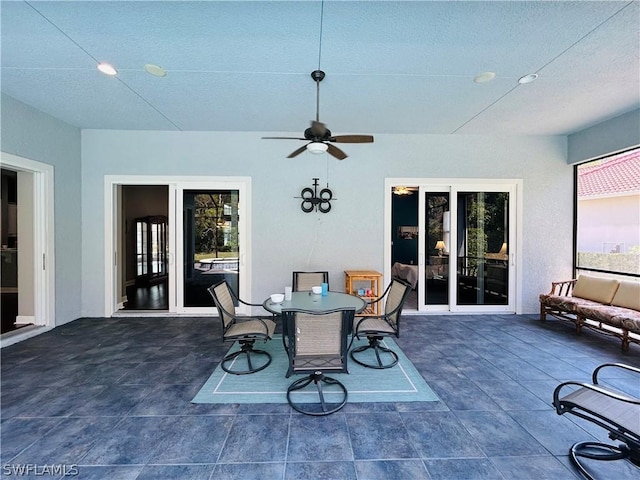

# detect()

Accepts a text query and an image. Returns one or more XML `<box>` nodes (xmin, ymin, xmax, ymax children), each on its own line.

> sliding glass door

<box><xmin>454</xmin><ymin>190</ymin><xmax>511</xmax><ymax>308</ymax></box>
<box><xmin>387</xmin><ymin>179</ymin><xmax>518</xmax><ymax>313</ymax></box>
<box><xmin>182</xmin><ymin>190</ymin><xmax>239</xmax><ymax>308</ymax></box>
<box><xmin>422</xmin><ymin>191</ymin><xmax>451</xmax><ymax>307</ymax></box>
<box><xmin>171</xmin><ymin>179</ymin><xmax>250</xmax><ymax>315</ymax></box>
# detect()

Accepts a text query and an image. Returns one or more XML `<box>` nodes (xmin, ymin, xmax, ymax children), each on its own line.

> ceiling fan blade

<box><xmin>310</xmin><ymin>120</ymin><xmax>327</xmax><ymax>137</ymax></box>
<box><xmin>287</xmin><ymin>144</ymin><xmax>309</xmax><ymax>158</ymax></box>
<box><xmin>262</xmin><ymin>136</ymin><xmax>306</xmax><ymax>140</ymax></box>
<box><xmin>326</xmin><ymin>143</ymin><xmax>348</xmax><ymax>160</ymax></box>
<box><xmin>330</xmin><ymin>135</ymin><xmax>374</xmax><ymax>143</ymax></box>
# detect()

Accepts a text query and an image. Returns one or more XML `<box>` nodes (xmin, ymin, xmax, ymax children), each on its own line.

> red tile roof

<box><xmin>578</xmin><ymin>149</ymin><xmax>640</xmax><ymax>198</ymax></box>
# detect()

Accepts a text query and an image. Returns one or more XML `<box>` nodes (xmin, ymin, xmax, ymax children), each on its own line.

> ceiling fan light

<box><xmin>306</xmin><ymin>142</ymin><xmax>328</xmax><ymax>154</ymax></box>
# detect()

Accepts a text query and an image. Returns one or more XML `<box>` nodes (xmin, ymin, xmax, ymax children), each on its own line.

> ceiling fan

<box><xmin>262</xmin><ymin>70</ymin><xmax>374</xmax><ymax>160</ymax></box>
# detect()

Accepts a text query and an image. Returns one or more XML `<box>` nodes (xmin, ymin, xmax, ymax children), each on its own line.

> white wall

<box><xmin>81</xmin><ymin>130</ymin><xmax>572</xmax><ymax>314</ymax></box>
<box><xmin>1</xmin><ymin>94</ymin><xmax>82</xmax><ymax>326</ymax></box>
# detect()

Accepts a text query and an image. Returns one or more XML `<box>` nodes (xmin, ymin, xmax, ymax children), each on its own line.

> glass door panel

<box><xmin>455</xmin><ymin>191</ymin><xmax>509</xmax><ymax>306</ymax></box>
<box><xmin>424</xmin><ymin>192</ymin><xmax>450</xmax><ymax>305</ymax></box>
<box><xmin>182</xmin><ymin>190</ymin><xmax>240</xmax><ymax>308</ymax></box>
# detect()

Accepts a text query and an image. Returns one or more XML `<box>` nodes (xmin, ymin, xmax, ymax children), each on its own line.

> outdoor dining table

<box><xmin>263</xmin><ymin>290</ymin><xmax>367</xmax><ymax>354</ymax></box>
<box><xmin>262</xmin><ymin>291</ymin><xmax>367</xmax><ymax>315</ymax></box>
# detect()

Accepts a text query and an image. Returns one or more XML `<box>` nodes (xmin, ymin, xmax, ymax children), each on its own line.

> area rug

<box><xmin>192</xmin><ymin>336</ymin><xmax>439</xmax><ymax>404</ymax></box>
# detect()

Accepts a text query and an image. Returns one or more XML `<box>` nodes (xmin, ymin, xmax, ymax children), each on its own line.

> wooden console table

<box><xmin>344</xmin><ymin>270</ymin><xmax>383</xmax><ymax>316</ymax></box>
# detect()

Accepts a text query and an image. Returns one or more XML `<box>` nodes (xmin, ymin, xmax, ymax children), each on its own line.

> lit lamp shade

<box><xmin>306</xmin><ymin>142</ymin><xmax>328</xmax><ymax>154</ymax></box>
<box><xmin>499</xmin><ymin>242</ymin><xmax>508</xmax><ymax>254</ymax></box>
<box><xmin>435</xmin><ymin>241</ymin><xmax>446</xmax><ymax>252</ymax></box>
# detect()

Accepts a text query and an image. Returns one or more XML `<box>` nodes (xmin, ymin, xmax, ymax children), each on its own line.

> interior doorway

<box><xmin>1</xmin><ymin>169</ymin><xmax>21</xmax><ymax>332</ymax></box>
<box><xmin>119</xmin><ymin>185</ymin><xmax>169</xmax><ymax>312</ymax></box>
<box><xmin>0</xmin><ymin>153</ymin><xmax>55</xmax><ymax>347</ymax></box>
<box><xmin>105</xmin><ymin>176</ymin><xmax>252</xmax><ymax>317</ymax></box>
<box><xmin>390</xmin><ymin>186</ymin><xmax>419</xmax><ymax>311</ymax></box>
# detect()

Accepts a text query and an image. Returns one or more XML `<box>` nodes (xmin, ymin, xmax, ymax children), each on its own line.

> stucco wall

<box><xmin>81</xmin><ymin>130</ymin><xmax>572</xmax><ymax>314</ymax></box>
<box><xmin>1</xmin><ymin>93</ymin><xmax>82</xmax><ymax>326</ymax></box>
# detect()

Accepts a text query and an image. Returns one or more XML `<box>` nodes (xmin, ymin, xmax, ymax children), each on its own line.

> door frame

<box><xmin>385</xmin><ymin>177</ymin><xmax>523</xmax><ymax>314</ymax></box>
<box><xmin>0</xmin><ymin>152</ymin><xmax>55</xmax><ymax>347</ymax></box>
<box><xmin>104</xmin><ymin>175</ymin><xmax>252</xmax><ymax>317</ymax></box>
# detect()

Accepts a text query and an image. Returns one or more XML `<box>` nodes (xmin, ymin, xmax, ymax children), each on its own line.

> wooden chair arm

<box><xmin>548</xmin><ymin>279</ymin><xmax>577</xmax><ymax>296</ymax></box>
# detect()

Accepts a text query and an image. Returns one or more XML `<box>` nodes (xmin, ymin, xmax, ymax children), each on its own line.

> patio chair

<box><xmin>552</xmin><ymin>363</ymin><xmax>640</xmax><ymax>479</ymax></box>
<box><xmin>292</xmin><ymin>271</ymin><xmax>329</xmax><ymax>292</ymax></box>
<box><xmin>207</xmin><ymin>280</ymin><xmax>276</xmax><ymax>375</ymax></box>
<box><xmin>350</xmin><ymin>279</ymin><xmax>412</xmax><ymax>369</ymax></box>
<box><xmin>282</xmin><ymin>307</ymin><xmax>354</xmax><ymax>416</ymax></box>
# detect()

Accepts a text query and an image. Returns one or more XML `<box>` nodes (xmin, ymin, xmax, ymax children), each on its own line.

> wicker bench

<box><xmin>539</xmin><ymin>275</ymin><xmax>640</xmax><ymax>352</ymax></box>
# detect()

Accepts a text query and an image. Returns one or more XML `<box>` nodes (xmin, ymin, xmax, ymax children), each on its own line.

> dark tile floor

<box><xmin>1</xmin><ymin>314</ymin><xmax>639</xmax><ymax>479</ymax></box>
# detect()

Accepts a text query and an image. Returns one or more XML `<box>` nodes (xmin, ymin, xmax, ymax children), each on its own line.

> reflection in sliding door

<box><xmin>183</xmin><ymin>190</ymin><xmax>239</xmax><ymax>307</ymax></box>
<box><xmin>424</xmin><ymin>192</ymin><xmax>450</xmax><ymax>305</ymax></box>
<box><xmin>456</xmin><ymin>191</ymin><xmax>509</xmax><ymax>306</ymax></box>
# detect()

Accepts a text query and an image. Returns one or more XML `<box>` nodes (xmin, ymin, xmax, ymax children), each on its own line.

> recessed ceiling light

<box><xmin>474</xmin><ymin>72</ymin><xmax>496</xmax><ymax>83</ymax></box>
<box><xmin>97</xmin><ymin>62</ymin><xmax>117</xmax><ymax>76</ymax></box>
<box><xmin>518</xmin><ymin>73</ymin><xmax>538</xmax><ymax>84</ymax></box>
<box><xmin>144</xmin><ymin>63</ymin><xmax>167</xmax><ymax>77</ymax></box>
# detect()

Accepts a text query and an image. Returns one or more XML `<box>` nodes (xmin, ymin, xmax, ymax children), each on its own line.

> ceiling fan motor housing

<box><xmin>304</xmin><ymin>127</ymin><xmax>332</xmax><ymax>141</ymax></box>
<box><xmin>311</xmin><ymin>70</ymin><xmax>325</xmax><ymax>82</ymax></box>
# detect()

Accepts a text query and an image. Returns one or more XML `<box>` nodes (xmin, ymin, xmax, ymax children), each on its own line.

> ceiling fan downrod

<box><xmin>311</xmin><ymin>70</ymin><xmax>325</xmax><ymax>123</ymax></box>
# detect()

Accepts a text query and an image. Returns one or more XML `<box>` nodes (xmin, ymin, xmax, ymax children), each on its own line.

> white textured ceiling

<box><xmin>1</xmin><ymin>0</ymin><xmax>639</xmax><ymax>136</ymax></box>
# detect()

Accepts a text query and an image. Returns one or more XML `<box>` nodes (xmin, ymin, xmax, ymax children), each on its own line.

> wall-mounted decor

<box><xmin>398</xmin><ymin>226</ymin><xmax>418</xmax><ymax>239</ymax></box>
<box><xmin>297</xmin><ymin>178</ymin><xmax>333</xmax><ymax>213</ymax></box>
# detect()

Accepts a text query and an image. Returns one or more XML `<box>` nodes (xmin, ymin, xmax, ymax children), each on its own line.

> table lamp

<box><xmin>435</xmin><ymin>240</ymin><xmax>446</xmax><ymax>257</ymax></box>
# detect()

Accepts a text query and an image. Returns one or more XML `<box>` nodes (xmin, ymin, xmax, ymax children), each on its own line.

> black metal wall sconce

<box><xmin>297</xmin><ymin>178</ymin><xmax>334</xmax><ymax>213</ymax></box>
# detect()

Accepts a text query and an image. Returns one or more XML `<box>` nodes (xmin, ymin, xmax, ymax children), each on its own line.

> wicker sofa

<box><xmin>539</xmin><ymin>275</ymin><xmax>640</xmax><ymax>351</ymax></box>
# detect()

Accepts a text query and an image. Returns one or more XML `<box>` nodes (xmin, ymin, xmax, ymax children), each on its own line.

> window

<box><xmin>575</xmin><ymin>148</ymin><xmax>640</xmax><ymax>279</ymax></box>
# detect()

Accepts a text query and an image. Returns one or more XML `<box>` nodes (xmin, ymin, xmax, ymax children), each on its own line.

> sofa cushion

<box><xmin>571</xmin><ymin>275</ymin><xmax>619</xmax><ymax>305</ymax></box>
<box><xmin>614</xmin><ymin>313</ymin><xmax>640</xmax><ymax>333</ymax></box>
<box><xmin>540</xmin><ymin>294</ymin><xmax>603</xmax><ymax>313</ymax></box>
<box><xmin>611</xmin><ymin>281</ymin><xmax>640</xmax><ymax>311</ymax></box>
<box><xmin>573</xmin><ymin>304</ymin><xmax>624</xmax><ymax>326</ymax></box>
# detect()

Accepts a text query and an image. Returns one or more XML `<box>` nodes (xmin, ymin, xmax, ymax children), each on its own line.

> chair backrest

<box><xmin>207</xmin><ymin>280</ymin><xmax>237</xmax><ymax>331</ymax></box>
<box><xmin>282</xmin><ymin>308</ymin><xmax>354</xmax><ymax>377</ymax></box>
<box><xmin>383</xmin><ymin>279</ymin><xmax>412</xmax><ymax>330</ymax></box>
<box><xmin>292</xmin><ymin>271</ymin><xmax>329</xmax><ymax>292</ymax></box>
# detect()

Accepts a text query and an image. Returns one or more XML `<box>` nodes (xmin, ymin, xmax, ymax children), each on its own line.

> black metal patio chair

<box><xmin>208</xmin><ymin>280</ymin><xmax>276</xmax><ymax>375</ymax></box>
<box><xmin>553</xmin><ymin>363</ymin><xmax>640</xmax><ymax>479</ymax></box>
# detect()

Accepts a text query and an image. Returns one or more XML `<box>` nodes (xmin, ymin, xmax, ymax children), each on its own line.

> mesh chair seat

<box><xmin>226</xmin><ymin>319</ymin><xmax>276</xmax><ymax>339</ymax></box>
<box><xmin>553</xmin><ymin>363</ymin><xmax>640</xmax><ymax>479</ymax></box>
<box><xmin>353</xmin><ymin>317</ymin><xmax>397</xmax><ymax>335</ymax></box>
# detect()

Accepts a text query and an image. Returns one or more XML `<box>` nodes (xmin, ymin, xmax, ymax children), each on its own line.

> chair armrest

<box><xmin>593</xmin><ymin>363</ymin><xmax>640</xmax><ymax>384</ymax></box>
<box><xmin>548</xmin><ymin>279</ymin><xmax>577</xmax><ymax>296</ymax></box>
<box><xmin>227</xmin><ymin>288</ymin><xmax>263</xmax><ymax>308</ymax></box>
<box><xmin>553</xmin><ymin>381</ymin><xmax>640</xmax><ymax>415</ymax></box>
<box><xmin>236</xmin><ymin>297</ymin><xmax>263</xmax><ymax>308</ymax></box>
<box><xmin>365</xmin><ymin>295</ymin><xmax>385</xmax><ymax>306</ymax></box>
